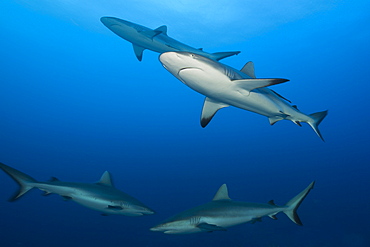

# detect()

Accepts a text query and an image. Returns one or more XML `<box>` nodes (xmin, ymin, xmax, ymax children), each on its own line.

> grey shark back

<box><xmin>0</xmin><ymin>162</ymin><xmax>155</xmax><ymax>216</ymax></box>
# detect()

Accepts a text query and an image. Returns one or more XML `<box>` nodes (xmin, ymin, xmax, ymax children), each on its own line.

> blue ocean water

<box><xmin>0</xmin><ymin>1</ymin><xmax>369</xmax><ymax>246</ymax></box>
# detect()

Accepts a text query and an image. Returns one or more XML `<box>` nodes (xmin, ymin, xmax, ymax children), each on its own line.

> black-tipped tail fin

<box><xmin>284</xmin><ymin>181</ymin><xmax>315</xmax><ymax>226</ymax></box>
<box><xmin>0</xmin><ymin>162</ymin><xmax>37</xmax><ymax>201</ymax></box>
<box><xmin>307</xmin><ymin>110</ymin><xmax>328</xmax><ymax>141</ymax></box>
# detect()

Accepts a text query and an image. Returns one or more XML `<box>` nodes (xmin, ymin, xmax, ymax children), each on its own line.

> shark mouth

<box><xmin>177</xmin><ymin>67</ymin><xmax>201</xmax><ymax>76</ymax></box>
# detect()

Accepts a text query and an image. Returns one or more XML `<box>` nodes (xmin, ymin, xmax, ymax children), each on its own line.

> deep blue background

<box><xmin>0</xmin><ymin>1</ymin><xmax>369</xmax><ymax>246</ymax></box>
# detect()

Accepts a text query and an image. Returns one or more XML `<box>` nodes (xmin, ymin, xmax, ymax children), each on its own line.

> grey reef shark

<box><xmin>0</xmin><ymin>162</ymin><xmax>154</xmax><ymax>216</ymax></box>
<box><xmin>150</xmin><ymin>181</ymin><xmax>315</xmax><ymax>234</ymax></box>
<box><xmin>159</xmin><ymin>51</ymin><xmax>328</xmax><ymax>140</ymax></box>
<box><xmin>100</xmin><ymin>17</ymin><xmax>240</xmax><ymax>61</ymax></box>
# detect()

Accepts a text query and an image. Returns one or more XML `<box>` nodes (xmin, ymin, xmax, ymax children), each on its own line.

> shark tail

<box><xmin>210</xmin><ymin>51</ymin><xmax>241</xmax><ymax>61</ymax></box>
<box><xmin>0</xmin><ymin>162</ymin><xmax>38</xmax><ymax>201</ymax></box>
<box><xmin>306</xmin><ymin>110</ymin><xmax>328</xmax><ymax>141</ymax></box>
<box><xmin>283</xmin><ymin>181</ymin><xmax>315</xmax><ymax>226</ymax></box>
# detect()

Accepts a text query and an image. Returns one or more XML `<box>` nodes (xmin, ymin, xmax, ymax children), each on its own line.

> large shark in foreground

<box><xmin>159</xmin><ymin>52</ymin><xmax>328</xmax><ymax>140</ymax></box>
<box><xmin>0</xmin><ymin>162</ymin><xmax>154</xmax><ymax>216</ymax></box>
<box><xmin>151</xmin><ymin>181</ymin><xmax>315</xmax><ymax>234</ymax></box>
<box><xmin>100</xmin><ymin>17</ymin><xmax>240</xmax><ymax>61</ymax></box>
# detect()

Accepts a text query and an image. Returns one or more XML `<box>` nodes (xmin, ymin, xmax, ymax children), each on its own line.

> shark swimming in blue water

<box><xmin>151</xmin><ymin>181</ymin><xmax>315</xmax><ymax>234</ymax></box>
<box><xmin>159</xmin><ymin>51</ymin><xmax>328</xmax><ymax>140</ymax></box>
<box><xmin>100</xmin><ymin>17</ymin><xmax>240</xmax><ymax>61</ymax></box>
<box><xmin>0</xmin><ymin>162</ymin><xmax>154</xmax><ymax>216</ymax></box>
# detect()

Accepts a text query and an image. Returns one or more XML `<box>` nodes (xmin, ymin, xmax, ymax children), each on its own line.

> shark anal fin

<box><xmin>240</xmin><ymin>61</ymin><xmax>256</xmax><ymax>78</ymax></box>
<box><xmin>197</xmin><ymin>223</ymin><xmax>227</xmax><ymax>232</ymax></box>
<box><xmin>42</xmin><ymin>191</ymin><xmax>52</xmax><ymax>196</ymax></box>
<box><xmin>132</xmin><ymin>44</ymin><xmax>145</xmax><ymax>61</ymax></box>
<box><xmin>269</xmin><ymin>215</ymin><xmax>278</xmax><ymax>220</ymax></box>
<box><xmin>250</xmin><ymin>217</ymin><xmax>262</xmax><ymax>224</ymax></box>
<box><xmin>201</xmin><ymin>97</ymin><xmax>229</xmax><ymax>128</ymax></box>
<box><xmin>233</xmin><ymin>78</ymin><xmax>289</xmax><ymax>92</ymax></box>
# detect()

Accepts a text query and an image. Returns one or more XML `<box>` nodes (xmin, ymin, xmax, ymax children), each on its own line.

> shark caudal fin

<box><xmin>0</xmin><ymin>162</ymin><xmax>38</xmax><ymax>201</ymax></box>
<box><xmin>283</xmin><ymin>181</ymin><xmax>315</xmax><ymax>226</ymax></box>
<box><xmin>307</xmin><ymin>110</ymin><xmax>328</xmax><ymax>141</ymax></box>
<box><xmin>210</xmin><ymin>51</ymin><xmax>241</xmax><ymax>61</ymax></box>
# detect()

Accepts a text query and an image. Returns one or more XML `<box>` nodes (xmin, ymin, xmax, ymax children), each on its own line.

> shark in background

<box><xmin>150</xmin><ymin>181</ymin><xmax>315</xmax><ymax>234</ymax></box>
<box><xmin>100</xmin><ymin>17</ymin><xmax>240</xmax><ymax>61</ymax></box>
<box><xmin>0</xmin><ymin>162</ymin><xmax>154</xmax><ymax>216</ymax></box>
<box><xmin>159</xmin><ymin>51</ymin><xmax>328</xmax><ymax>140</ymax></box>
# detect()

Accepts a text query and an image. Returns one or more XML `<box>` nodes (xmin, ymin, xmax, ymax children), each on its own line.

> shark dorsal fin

<box><xmin>97</xmin><ymin>171</ymin><xmax>114</xmax><ymax>187</ymax></box>
<box><xmin>240</xmin><ymin>61</ymin><xmax>256</xmax><ymax>78</ymax></box>
<box><xmin>49</xmin><ymin>177</ymin><xmax>60</xmax><ymax>182</ymax></box>
<box><xmin>212</xmin><ymin>184</ymin><xmax>231</xmax><ymax>201</ymax></box>
<box><xmin>268</xmin><ymin>200</ymin><xmax>276</xmax><ymax>206</ymax></box>
<box><xmin>154</xmin><ymin>25</ymin><xmax>167</xmax><ymax>35</ymax></box>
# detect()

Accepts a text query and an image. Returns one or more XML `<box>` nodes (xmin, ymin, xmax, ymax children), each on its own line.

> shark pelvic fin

<box><xmin>268</xmin><ymin>115</ymin><xmax>285</xmax><ymax>125</ymax></box>
<box><xmin>132</xmin><ymin>44</ymin><xmax>145</xmax><ymax>61</ymax></box>
<box><xmin>197</xmin><ymin>223</ymin><xmax>227</xmax><ymax>232</ymax></box>
<box><xmin>62</xmin><ymin>196</ymin><xmax>72</xmax><ymax>201</ymax></box>
<box><xmin>201</xmin><ymin>97</ymin><xmax>229</xmax><ymax>128</ymax></box>
<box><xmin>234</xmin><ymin>78</ymin><xmax>289</xmax><ymax>92</ymax></box>
<box><xmin>97</xmin><ymin>171</ymin><xmax>114</xmax><ymax>187</ymax></box>
<box><xmin>240</xmin><ymin>61</ymin><xmax>256</xmax><ymax>78</ymax></box>
<box><xmin>212</xmin><ymin>184</ymin><xmax>231</xmax><ymax>201</ymax></box>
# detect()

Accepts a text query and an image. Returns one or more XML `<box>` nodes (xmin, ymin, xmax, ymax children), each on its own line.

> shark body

<box><xmin>151</xmin><ymin>181</ymin><xmax>315</xmax><ymax>234</ymax></box>
<box><xmin>0</xmin><ymin>162</ymin><xmax>154</xmax><ymax>216</ymax></box>
<box><xmin>159</xmin><ymin>51</ymin><xmax>328</xmax><ymax>140</ymax></box>
<box><xmin>100</xmin><ymin>17</ymin><xmax>240</xmax><ymax>61</ymax></box>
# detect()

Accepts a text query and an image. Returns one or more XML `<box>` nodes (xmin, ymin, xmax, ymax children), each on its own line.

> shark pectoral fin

<box><xmin>234</xmin><ymin>78</ymin><xmax>289</xmax><ymax>92</ymax></box>
<box><xmin>154</xmin><ymin>25</ymin><xmax>167</xmax><ymax>35</ymax></box>
<box><xmin>240</xmin><ymin>61</ymin><xmax>256</xmax><ymax>78</ymax></box>
<box><xmin>107</xmin><ymin>205</ymin><xmax>123</xmax><ymax>211</ymax></box>
<box><xmin>132</xmin><ymin>44</ymin><xmax>145</xmax><ymax>61</ymax></box>
<box><xmin>201</xmin><ymin>97</ymin><xmax>229</xmax><ymax>128</ymax></box>
<box><xmin>197</xmin><ymin>223</ymin><xmax>227</xmax><ymax>232</ymax></box>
